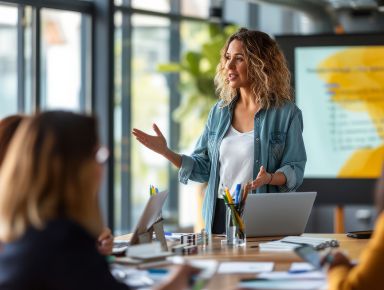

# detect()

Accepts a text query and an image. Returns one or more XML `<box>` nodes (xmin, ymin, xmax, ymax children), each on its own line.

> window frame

<box><xmin>0</xmin><ymin>0</ymin><xmax>211</xmax><ymax>233</ymax></box>
<box><xmin>114</xmin><ymin>1</ymin><xmax>210</xmax><ymax>233</ymax></box>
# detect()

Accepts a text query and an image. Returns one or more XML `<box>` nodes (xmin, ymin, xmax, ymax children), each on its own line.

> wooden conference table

<box><xmin>117</xmin><ymin>233</ymin><xmax>368</xmax><ymax>290</ymax></box>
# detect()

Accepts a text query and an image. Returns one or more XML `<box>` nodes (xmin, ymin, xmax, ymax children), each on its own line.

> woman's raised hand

<box><xmin>132</xmin><ymin>123</ymin><xmax>168</xmax><ymax>156</ymax></box>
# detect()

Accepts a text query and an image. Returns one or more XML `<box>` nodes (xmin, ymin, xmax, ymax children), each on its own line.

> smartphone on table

<box><xmin>346</xmin><ymin>230</ymin><xmax>372</xmax><ymax>239</ymax></box>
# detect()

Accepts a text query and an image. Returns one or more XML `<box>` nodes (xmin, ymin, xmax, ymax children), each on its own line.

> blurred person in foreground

<box><xmin>0</xmin><ymin>114</ymin><xmax>114</xmax><ymax>256</ymax></box>
<box><xmin>0</xmin><ymin>111</ymin><xmax>196</xmax><ymax>290</ymax></box>
<box><xmin>325</xmin><ymin>168</ymin><xmax>384</xmax><ymax>290</ymax></box>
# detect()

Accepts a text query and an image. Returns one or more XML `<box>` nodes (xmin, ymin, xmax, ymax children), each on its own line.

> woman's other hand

<box><xmin>249</xmin><ymin>166</ymin><xmax>271</xmax><ymax>189</ymax></box>
<box><xmin>97</xmin><ymin>227</ymin><xmax>114</xmax><ymax>256</ymax></box>
<box><xmin>132</xmin><ymin>123</ymin><xmax>168</xmax><ymax>156</ymax></box>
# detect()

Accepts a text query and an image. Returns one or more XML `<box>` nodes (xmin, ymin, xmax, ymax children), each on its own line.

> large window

<box><xmin>114</xmin><ymin>1</ymin><xmax>211</xmax><ymax>234</ymax></box>
<box><xmin>0</xmin><ymin>0</ymin><xmax>211</xmax><ymax>234</ymax></box>
<box><xmin>130</xmin><ymin>15</ymin><xmax>171</xmax><ymax>227</ymax></box>
<box><xmin>178</xmin><ymin>21</ymin><xmax>211</xmax><ymax>229</ymax></box>
<box><xmin>0</xmin><ymin>4</ymin><xmax>18</xmax><ymax>118</ymax></box>
<box><xmin>41</xmin><ymin>9</ymin><xmax>85</xmax><ymax>110</ymax></box>
<box><xmin>0</xmin><ymin>1</ymin><xmax>92</xmax><ymax>116</ymax></box>
<box><xmin>181</xmin><ymin>0</ymin><xmax>209</xmax><ymax>18</ymax></box>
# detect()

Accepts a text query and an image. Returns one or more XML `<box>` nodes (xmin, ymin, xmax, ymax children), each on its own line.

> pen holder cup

<box><xmin>225</xmin><ymin>203</ymin><xmax>246</xmax><ymax>246</ymax></box>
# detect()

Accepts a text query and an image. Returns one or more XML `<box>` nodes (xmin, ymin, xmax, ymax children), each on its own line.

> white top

<box><xmin>219</xmin><ymin>126</ymin><xmax>254</xmax><ymax>198</ymax></box>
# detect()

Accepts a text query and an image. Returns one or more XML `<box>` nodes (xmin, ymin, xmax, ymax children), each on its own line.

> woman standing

<box><xmin>132</xmin><ymin>28</ymin><xmax>306</xmax><ymax>234</ymax></box>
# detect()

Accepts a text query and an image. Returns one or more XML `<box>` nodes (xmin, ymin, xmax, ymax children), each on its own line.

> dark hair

<box><xmin>0</xmin><ymin>115</ymin><xmax>25</xmax><ymax>167</ymax></box>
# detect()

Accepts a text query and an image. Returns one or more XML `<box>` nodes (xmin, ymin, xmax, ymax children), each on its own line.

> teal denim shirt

<box><xmin>178</xmin><ymin>99</ymin><xmax>307</xmax><ymax>233</ymax></box>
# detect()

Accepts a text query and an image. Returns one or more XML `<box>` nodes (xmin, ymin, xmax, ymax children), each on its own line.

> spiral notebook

<box><xmin>259</xmin><ymin>236</ymin><xmax>339</xmax><ymax>252</ymax></box>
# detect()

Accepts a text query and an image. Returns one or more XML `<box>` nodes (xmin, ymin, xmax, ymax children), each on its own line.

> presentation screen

<box><xmin>276</xmin><ymin>33</ymin><xmax>384</xmax><ymax>203</ymax></box>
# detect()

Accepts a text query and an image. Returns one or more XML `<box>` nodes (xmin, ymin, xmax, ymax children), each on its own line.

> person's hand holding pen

<box><xmin>97</xmin><ymin>227</ymin><xmax>114</xmax><ymax>256</ymax></box>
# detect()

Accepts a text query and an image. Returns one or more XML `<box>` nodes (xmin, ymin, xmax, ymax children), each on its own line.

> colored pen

<box><xmin>225</xmin><ymin>187</ymin><xmax>233</xmax><ymax>203</ymax></box>
<box><xmin>147</xmin><ymin>268</ymin><xmax>169</xmax><ymax>274</ymax></box>
<box><xmin>234</xmin><ymin>183</ymin><xmax>241</xmax><ymax>204</ymax></box>
<box><xmin>288</xmin><ymin>269</ymin><xmax>313</xmax><ymax>274</ymax></box>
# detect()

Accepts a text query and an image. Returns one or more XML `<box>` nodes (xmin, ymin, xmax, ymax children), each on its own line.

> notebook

<box><xmin>243</xmin><ymin>192</ymin><xmax>317</xmax><ymax>237</ymax></box>
<box><xmin>259</xmin><ymin>236</ymin><xmax>339</xmax><ymax>252</ymax></box>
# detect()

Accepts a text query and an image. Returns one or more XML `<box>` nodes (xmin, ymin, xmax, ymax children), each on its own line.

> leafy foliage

<box><xmin>158</xmin><ymin>24</ymin><xmax>238</xmax><ymax>148</ymax></box>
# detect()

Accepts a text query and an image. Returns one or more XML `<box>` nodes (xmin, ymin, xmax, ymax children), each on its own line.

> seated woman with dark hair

<box><xmin>325</xmin><ymin>169</ymin><xmax>384</xmax><ymax>290</ymax></box>
<box><xmin>0</xmin><ymin>114</ymin><xmax>114</xmax><ymax>256</ymax></box>
<box><xmin>0</xmin><ymin>111</ymin><xmax>195</xmax><ymax>290</ymax></box>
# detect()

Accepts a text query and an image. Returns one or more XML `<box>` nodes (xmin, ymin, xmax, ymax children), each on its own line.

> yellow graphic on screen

<box><xmin>317</xmin><ymin>47</ymin><xmax>384</xmax><ymax>178</ymax></box>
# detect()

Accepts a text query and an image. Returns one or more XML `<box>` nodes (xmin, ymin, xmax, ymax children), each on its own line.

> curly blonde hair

<box><xmin>214</xmin><ymin>28</ymin><xmax>293</xmax><ymax>108</ymax></box>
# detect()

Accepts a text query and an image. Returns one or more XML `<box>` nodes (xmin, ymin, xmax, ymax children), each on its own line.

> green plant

<box><xmin>158</xmin><ymin>24</ymin><xmax>238</xmax><ymax>148</ymax></box>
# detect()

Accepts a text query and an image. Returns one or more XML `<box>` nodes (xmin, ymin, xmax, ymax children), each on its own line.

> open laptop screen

<box><xmin>130</xmin><ymin>190</ymin><xmax>168</xmax><ymax>245</ymax></box>
<box><xmin>243</xmin><ymin>192</ymin><xmax>316</xmax><ymax>237</ymax></box>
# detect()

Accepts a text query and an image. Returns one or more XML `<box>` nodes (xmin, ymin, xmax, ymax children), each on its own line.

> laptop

<box><xmin>243</xmin><ymin>192</ymin><xmax>316</xmax><ymax>237</ymax></box>
<box><xmin>130</xmin><ymin>190</ymin><xmax>168</xmax><ymax>245</ymax></box>
<box><xmin>112</xmin><ymin>190</ymin><xmax>168</xmax><ymax>254</ymax></box>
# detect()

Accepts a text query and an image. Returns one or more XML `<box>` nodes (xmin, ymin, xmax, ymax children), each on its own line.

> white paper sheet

<box><xmin>239</xmin><ymin>279</ymin><xmax>326</xmax><ymax>290</ymax></box>
<box><xmin>258</xmin><ymin>271</ymin><xmax>325</xmax><ymax>280</ymax></box>
<box><xmin>218</xmin><ymin>262</ymin><xmax>274</xmax><ymax>274</ymax></box>
<box><xmin>289</xmin><ymin>262</ymin><xmax>316</xmax><ymax>272</ymax></box>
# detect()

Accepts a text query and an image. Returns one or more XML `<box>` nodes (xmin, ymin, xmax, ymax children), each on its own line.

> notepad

<box><xmin>259</xmin><ymin>236</ymin><xmax>339</xmax><ymax>252</ymax></box>
<box><xmin>112</xmin><ymin>240</ymin><xmax>130</xmax><ymax>255</ymax></box>
<box><xmin>126</xmin><ymin>241</ymin><xmax>173</xmax><ymax>261</ymax></box>
<box><xmin>239</xmin><ymin>279</ymin><xmax>326</xmax><ymax>289</ymax></box>
<box><xmin>218</xmin><ymin>262</ymin><xmax>274</xmax><ymax>274</ymax></box>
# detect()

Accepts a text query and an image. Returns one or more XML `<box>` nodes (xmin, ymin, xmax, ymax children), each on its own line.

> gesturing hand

<box><xmin>249</xmin><ymin>166</ymin><xmax>271</xmax><ymax>190</ymax></box>
<box><xmin>132</xmin><ymin>123</ymin><xmax>168</xmax><ymax>156</ymax></box>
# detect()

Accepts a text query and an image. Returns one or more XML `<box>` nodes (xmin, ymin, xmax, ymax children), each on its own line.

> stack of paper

<box><xmin>259</xmin><ymin>236</ymin><xmax>339</xmax><ymax>252</ymax></box>
<box><xmin>259</xmin><ymin>241</ymin><xmax>299</xmax><ymax>252</ymax></box>
<box><xmin>281</xmin><ymin>236</ymin><xmax>339</xmax><ymax>249</ymax></box>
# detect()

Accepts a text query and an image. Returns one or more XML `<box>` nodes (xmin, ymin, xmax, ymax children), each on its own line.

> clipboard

<box><xmin>129</xmin><ymin>190</ymin><xmax>168</xmax><ymax>249</ymax></box>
